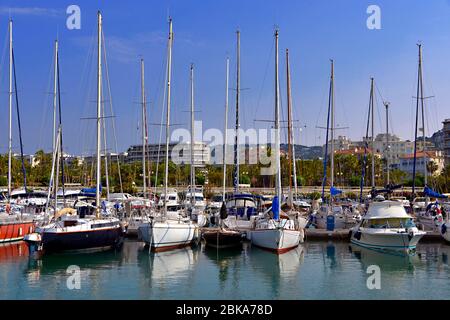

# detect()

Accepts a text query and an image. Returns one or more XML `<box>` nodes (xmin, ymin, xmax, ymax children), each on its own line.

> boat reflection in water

<box><xmin>138</xmin><ymin>245</ymin><xmax>199</xmax><ymax>287</ymax></box>
<box><xmin>203</xmin><ymin>242</ymin><xmax>246</xmax><ymax>285</ymax></box>
<box><xmin>0</xmin><ymin>241</ymin><xmax>28</xmax><ymax>261</ymax></box>
<box><xmin>349</xmin><ymin>243</ymin><xmax>420</xmax><ymax>272</ymax></box>
<box><xmin>248</xmin><ymin>244</ymin><xmax>305</xmax><ymax>299</ymax></box>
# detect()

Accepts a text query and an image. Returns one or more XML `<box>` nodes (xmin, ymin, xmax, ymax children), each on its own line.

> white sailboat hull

<box><xmin>138</xmin><ymin>220</ymin><xmax>198</xmax><ymax>252</ymax></box>
<box><xmin>250</xmin><ymin>228</ymin><xmax>301</xmax><ymax>254</ymax></box>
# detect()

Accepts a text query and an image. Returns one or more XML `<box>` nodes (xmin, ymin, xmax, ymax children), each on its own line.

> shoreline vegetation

<box><xmin>1</xmin><ymin>151</ymin><xmax>448</xmax><ymax>196</ymax></box>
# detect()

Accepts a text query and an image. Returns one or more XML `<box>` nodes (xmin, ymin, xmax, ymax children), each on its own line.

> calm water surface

<box><xmin>0</xmin><ymin>239</ymin><xmax>449</xmax><ymax>300</ymax></box>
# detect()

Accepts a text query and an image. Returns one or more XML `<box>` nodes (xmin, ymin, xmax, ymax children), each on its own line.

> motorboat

<box><xmin>184</xmin><ymin>186</ymin><xmax>207</xmax><ymax>227</ymax></box>
<box><xmin>350</xmin><ymin>201</ymin><xmax>426</xmax><ymax>253</ymax></box>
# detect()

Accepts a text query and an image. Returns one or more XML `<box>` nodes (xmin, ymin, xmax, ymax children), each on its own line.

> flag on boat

<box><xmin>272</xmin><ymin>196</ymin><xmax>280</xmax><ymax>220</ymax></box>
<box><xmin>423</xmin><ymin>186</ymin><xmax>448</xmax><ymax>199</ymax></box>
<box><xmin>330</xmin><ymin>186</ymin><xmax>343</xmax><ymax>196</ymax></box>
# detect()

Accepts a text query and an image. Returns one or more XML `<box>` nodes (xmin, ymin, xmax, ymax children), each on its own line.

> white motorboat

<box><xmin>184</xmin><ymin>186</ymin><xmax>207</xmax><ymax>227</ymax></box>
<box><xmin>185</xmin><ymin>186</ymin><xmax>206</xmax><ymax>211</ymax></box>
<box><xmin>350</xmin><ymin>201</ymin><xmax>426</xmax><ymax>252</ymax></box>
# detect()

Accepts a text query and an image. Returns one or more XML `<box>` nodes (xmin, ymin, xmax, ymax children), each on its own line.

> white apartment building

<box><xmin>398</xmin><ymin>150</ymin><xmax>445</xmax><ymax>177</ymax></box>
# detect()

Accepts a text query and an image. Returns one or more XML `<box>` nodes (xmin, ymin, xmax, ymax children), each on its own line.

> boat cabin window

<box><xmin>64</xmin><ymin>220</ymin><xmax>78</xmax><ymax>227</ymax></box>
<box><xmin>367</xmin><ymin>218</ymin><xmax>414</xmax><ymax>229</ymax></box>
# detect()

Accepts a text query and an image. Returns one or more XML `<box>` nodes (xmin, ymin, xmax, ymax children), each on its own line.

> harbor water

<box><xmin>0</xmin><ymin>239</ymin><xmax>449</xmax><ymax>300</ymax></box>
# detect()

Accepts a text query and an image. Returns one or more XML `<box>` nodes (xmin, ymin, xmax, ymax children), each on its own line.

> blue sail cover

<box><xmin>272</xmin><ymin>196</ymin><xmax>280</xmax><ymax>220</ymax></box>
<box><xmin>330</xmin><ymin>186</ymin><xmax>343</xmax><ymax>196</ymax></box>
<box><xmin>81</xmin><ymin>185</ymin><xmax>102</xmax><ymax>196</ymax></box>
<box><xmin>424</xmin><ymin>186</ymin><xmax>448</xmax><ymax>199</ymax></box>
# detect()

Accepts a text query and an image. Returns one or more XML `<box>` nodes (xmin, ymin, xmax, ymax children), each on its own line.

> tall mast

<box><xmin>370</xmin><ymin>77</ymin><xmax>375</xmax><ymax>189</ymax></box>
<box><xmin>53</xmin><ymin>39</ymin><xmax>59</xmax><ymax>209</ymax></box>
<box><xmin>385</xmin><ymin>102</ymin><xmax>390</xmax><ymax>185</ymax></box>
<box><xmin>223</xmin><ymin>57</ymin><xmax>230</xmax><ymax>202</ymax></box>
<box><xmin>419</xmin><ymin>46</ymin><xmax>427</xmax><ymax>188</ymax></box>
<box><xmin>233</xmin><ymin>30</ymin><xmax>240</xmax><ymax>193</ymax></box>
<box><xmin>53</xmin><ymin>40</ymin><xmax>58</xmax><ymax>154</ymax></box>
<box><xmin>292</xmin><ymin>127</ymin><xmax>299</xmax><ymax>196</ymax></box>
<box><xmin>141</xmin><ymin>58</ymin><xmax>147</xmax><ymax>199</ymax></box>
<box><xmin>190</xmin><ymin>63</ymin><xmax>195</xmax><ymax>206</ymax></box>
<box><xmin>321</xmin><ymin>60</ymin><xmax>333</xmax><ymax>201</ymax></box>
<box><xmin>274</xmin><ymin>29</ymin><xmax>282</xmax><ymax>215</ymax></box>
<box><xmin>164</xmin><ymin>18</ymin><xmax>174</xmax><ymax>214</ymax></box>
<box><xmin>8</xmin><ymin>20</ymin><xmax>13</xmax><ymax>201</ymax></box>
<box><xmin>96</xmin><ymin>11</ymin><xmax>102</xmax><ymax>217</ymax></box>
<box><xmin>412</xmin><ymin>44</ymin><xmax>422</xmax><ymax>197</ymax></box>
<box><xmin>102</xmin><ymin>103</ymin><xmax>110</xmax><ymax>200</ymax></box>
<box><xmin>330</xmin><ymin>60</ymin><xmax>335</xmax><ymax>188</ymax></box>
<box><xmin>286</xmin><ymin>48</ymin><xmax>293</xmax><ymax>206</ymax></box>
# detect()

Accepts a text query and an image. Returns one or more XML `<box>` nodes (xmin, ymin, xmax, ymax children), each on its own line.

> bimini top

<box><xmin>364</xmin><ymin>201</ymin><xmax>411</xmax><ymax>220</ymax></box>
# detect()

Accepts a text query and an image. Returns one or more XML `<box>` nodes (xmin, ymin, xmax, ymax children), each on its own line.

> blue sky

<box><xmin>0</xmin><ymin>0</ymin><xmax>450</xmax><ymax>155</ymax></box>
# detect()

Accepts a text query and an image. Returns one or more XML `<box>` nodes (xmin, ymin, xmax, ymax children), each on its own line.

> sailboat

<box><xmin>137</xmin><ymin>18</ymin><xmax>199</xmax><ymax>252</ymax></box>
<box><xmin>250</xmin><ymin>30</ymin><xmax>303</xmax><ymax>254</ymax></box>
<box><xmin>125</xmin><ymin>59</ymin><xmax>152</xmax><ymax>237</ymax></box>
<box><xmin>313</xmin><ymin>60</ymin><xmax>360</xmax><ymax>230</ymax></box>
<box><xmin>0</xmin><ymin>19</ymin><xmax>35</xmax><ymax>243</ymax></box>
<box><xmin>410</xmin><ymin>44</ymin><xmax>444</xmax><ymax>231</ymax></box>
<box><xmin>24</xmin><ymin>12</ymin><xmax>124</xmax><ymax>255</ymax></box>
<box><xmin>222</xmin><ymin>31</ymin><xmax>265</xmax><ymax>230</ymax></box>
<box><xmin>202</xmin><ymin>57</ymin><xmax>242</xmax><ymax>249</ymax></box>
<box><xmin>282</xmin><ymin>48</ymin><xmax>309</xmax><ymax>230</ymax></box>
<box><xmin>185</xmin><ymin>64</ymin><xmax>207</xmax><ymax>227</ymax></box>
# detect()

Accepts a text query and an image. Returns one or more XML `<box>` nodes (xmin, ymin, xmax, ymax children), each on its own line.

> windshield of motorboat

<box><xmin>212</xmin><ymin>195</ymin><xmax>223</xmax><ymax>202</ymax></box>
<box><xmin>362</xmin><ymin>218</ymin><xmax>415</xmax><ymax>229</ymax></box>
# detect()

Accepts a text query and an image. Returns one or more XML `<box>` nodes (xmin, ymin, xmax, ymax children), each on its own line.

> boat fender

<box><xmin>442</xmin><ymin>224</ymin><xmax>447</xmax><ymax>235</ymax></box>
<box><xmin>354</xmin><ymin>231</ymin><xmax>361</xmax><ymax>240</ymax></box>
<box><xmin>408</xmin><ymin>230</ymin><xmax>414</xmax><ymax>241</ymax></box>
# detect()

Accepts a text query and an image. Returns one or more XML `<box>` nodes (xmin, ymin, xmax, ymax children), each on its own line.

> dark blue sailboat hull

<box><xmin>34</xmin><ymin>227</ymin><xmax>124</xmax><ymax>254</ymax></box>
